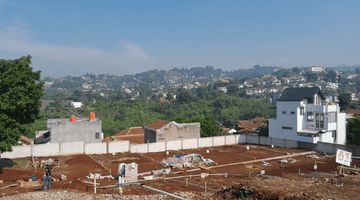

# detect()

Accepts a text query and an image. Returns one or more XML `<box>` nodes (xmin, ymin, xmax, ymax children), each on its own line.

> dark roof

<box><xmin>277</xmin><ymin>87</ymin><xmax>325</xmax><ymax>101</ymax></box>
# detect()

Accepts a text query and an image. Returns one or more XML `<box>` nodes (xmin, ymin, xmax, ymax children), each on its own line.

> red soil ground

<box><xmin>0</xmin><ymin>144</ymin><xmax>359</xmax><ymax>199</ymax></box>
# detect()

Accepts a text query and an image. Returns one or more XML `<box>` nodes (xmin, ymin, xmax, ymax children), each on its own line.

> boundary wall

<box><xmin>2</xmin><ymin>134</ymin><xmax>360</xmax><ymax>159</ymax></box>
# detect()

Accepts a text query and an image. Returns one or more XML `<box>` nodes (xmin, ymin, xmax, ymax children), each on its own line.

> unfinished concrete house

<box><xmin>47</xmin><ymin>112</ymin><xmax>103</xmax><ymax>143</ymax></box>
<box><xmin>144</xmin><ymin>119</ymin><xmax>200</xmax><ymax>143</ymax></box>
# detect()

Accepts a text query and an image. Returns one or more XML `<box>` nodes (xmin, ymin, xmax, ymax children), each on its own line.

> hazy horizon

<box><xmin>1</xmin><ymin>0</ymin><xmax>360</xmax><ymax>78</ymax></box>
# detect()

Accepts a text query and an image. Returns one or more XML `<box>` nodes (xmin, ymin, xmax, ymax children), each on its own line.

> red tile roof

<box><xmin>113</xmin><ymin>127</ymin><xmax>144</xmax><ymax>136</ymax></box>
<box><xmin>102</xmin><ymin>127</ymin><xmax>144</xmax><ymax>144</ymax></box>
<box><xmin>252</xmin><ymin>117</ymin><xmax>268</xmax><ymax>122</ymax></box>
<box><xmin>238</xmin><ymin>128</ymin><xmax>259</xmax><ymax>133</ymax></box>
<box><xmin>145</xmin><ymin>119</ymin><xmax>170</xmax><ymax>130</ymax></box>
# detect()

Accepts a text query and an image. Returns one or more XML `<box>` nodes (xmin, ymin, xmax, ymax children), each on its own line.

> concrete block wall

<box><xmin>135</xmin><ymin>144</ymin><xmax>148</xmax><ymax>153</ymax></box>
<box><xmin>225</xmin><ymin>135</ymin><xmax>236</xmax><ymax>145</ymax></box>
<box><xmin>318</xmin><ymin>142</ymin><xmax>335</xmax><ymax>154</ymax></box>
<box><xmin>213</xmin><ymin>136</ymin><xmax>225</xmax><ymax>146</ymax></box>
<box><xmin>109</xmin><ymin>140</ymin><xmax>129</xmax><ymax>153</ymax></box>
<box><xmin>166</xmin><ymin>140</ymin><xmax>181</xmax><ymax>151</ymax></box>
<box><xmin>182</xmin><ymin>138</ymin><xmax>198</xmax><ymax>149</ymax></box>
<box><xmin>84</xmin><ymin>142</ymin><xmax>107</xmax><ymax>155</ymax></box>
<box><xmin>59</xmin><ymin>141</ymin><xmax>84</xmax><ymax>155</ymax></box>
<box><xmin>246</xmin><ymin>135</ymin><xmax>259</xmax><ymax>144</ymax></box>
<box><xmin>284</xmin><ymin>140</ymin><xmax>298</xmax><ymax>149</ymax></box>
<box><xmin>148</xmin><ymin>142</ymin><xmax>165</xmax><ymax>153</ymax></box>
<box><xmin>199</xmin><ymin>137</ymin><xmax>212</xmax><ymax>148</ymax></box>
<box><xmin>33</xmin><ymin>143</ymin><xmax>59</xmax><ymax>157</ymax></box>
<box><xmin>259</xmin><ymin>137</ymin><xmax>271</xmax><ymax>146</ymax></box>
<box><xmin>236</xmin><ymin>135</ymin><xmax>246</xmax><ymax>144</ymax></box>
<box><xmin>272</xmin><ymin>138</ymin><xmax>285</xmax><ymax>148</ymax></box>
<box><xmin>0</xmin><ymin>145</ymin><xmax>31</xmax><ymax>159</ymax></box>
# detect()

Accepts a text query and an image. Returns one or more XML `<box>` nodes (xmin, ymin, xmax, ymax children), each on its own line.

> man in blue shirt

<box><xmin>42</xmin><ymin>164</ymin><xmax>53</xmax><ymax>191</ymax></box>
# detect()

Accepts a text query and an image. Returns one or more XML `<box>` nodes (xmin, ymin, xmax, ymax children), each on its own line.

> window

<box><xmin>327</xmin><ymin>112</ymin><xmax>337</xmax><ymax>123</ymax></box>
<box><xmin>300</xmin><ymin>107</ymin><xmax>304</xmax><ymax>115</ymax></box>
<box><xmin>95</xmin><ymin>132</ymin><xmax>100</xmax><ymax>139</ymax></box>
<box><xmin>308</xmin><ymin>98</ymin><xmax>314</xmax><ymax>104</ymax></box>
<box><xmin>177</xmin><ymin>136</ymin><xmax>184</xmax><ymax>138</ymax></box>
<box><xmin>316</xmin><ymin>113</ymin><xmax>324</xmax><ymax>128</ymax></box>
<box><xmin>282</xmin><ymin>126</ymin><xmax>292</xmax><ymax>130</ymax></box>
<box><xmin>307</xmin><ymin>112</ymin><xmax>313</xmax><ymax>122</ymax></box>
<box><xmin>291</xmin><ymin>111</ymin><xmax>295</xmax><ymax>115</ymax></box>
<box><xmin>282</xmin><ymin>111</ymin><xmax>287</xmax><ymax>114</ymax></box>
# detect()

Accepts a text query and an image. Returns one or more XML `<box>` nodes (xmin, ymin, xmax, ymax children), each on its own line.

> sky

<box><xmin>1</xmin><ymin>0</ymin><xmax>360</xmax><ymax>78</ymax></box>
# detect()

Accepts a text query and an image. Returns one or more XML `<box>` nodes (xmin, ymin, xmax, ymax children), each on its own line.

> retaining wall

<box><xmin>284</xmin><ymin>140</ymin><xmax>298</xmax><ymax>149</ymax></box>
<box><xmin>213</xmin><ymin>136</ymin><xmax>225</xmax><ymax>146</ymax></box>
<box><xmin>199</xmin><ymin>137</ymin><xmax>212</xmax><ymax>148</ymax></box>
<box><xmin>225</xmin><ymin>135</ymin><xmax>236</xmax><ymax>145</ymax></box>
<box><xmin>246</xmin><ymin>135</ymin><xmax>259</xmax><ymax>144</ymax></box>
<box><xmin>108</xmin><ymin>140</ymin><xmax>129</xmax><ymax>153</ymax></box>
<box><xmin>317</xmin><ymin>142</ymin><xmax>335</xmax><ymax>154</ymax></box>
<box><xmin>84</xmin><ymin>142</ymin><xmax>107</xmax><ymax>155</ymax></box>
<box><xmin>1</xmin><ymin>145</ymin><xmax>31</xmax><ymax>159</ymax></box>
<box><xmin>259</xmin><ymin>137</ymin><xmax>271</xmax><ymax>146</ymax></box>
<box><xmin>59</xmin><ymin>141</ymin><xmax>84</xmax><ymax>155</ymax></box>
<box><xmin>33</xmin><ymin>143</ymin><xmax>59</xmax><ymax>157</ymax></box>
<box><xmin>182</xmin><ymin>138</ymin><xmax>198</xmax><ymax>149</ymax></box>
<box><xmin>166</xmin><ymin>140</ymin><xmax>182</xmax><ymax>151</ymax></box>
<box><xmin>135</xmin><ymin>144</ymin><xmax>148</xmax><ymax>153</ymax></box>
<box><xmin>236</xmin><ymin>135</ymin><xmax>246</xmax><ymax>144</ymax></box>
<box><xmin>148</xmin><ymin>142</ymin><xmax>165</xmax><ymax>153</ymax></box>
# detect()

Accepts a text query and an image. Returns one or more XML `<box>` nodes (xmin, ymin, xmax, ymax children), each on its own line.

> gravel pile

<box><xmin>0</xmin><ymin>190</ymin><xmax>200</xmax><ymax>200</ymax></box>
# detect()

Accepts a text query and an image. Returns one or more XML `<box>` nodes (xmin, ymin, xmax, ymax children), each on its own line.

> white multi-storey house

<box><xmin>269</xmin><ymin>87</ymin><xmax>346</xmax><ymax>144</ymax></box>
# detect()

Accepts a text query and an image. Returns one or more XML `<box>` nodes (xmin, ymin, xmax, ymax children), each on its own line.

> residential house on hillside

<box><xmin>269</xmin><ymin>87</ymin><xmax>346</xmax><ymax>144</ymax></box>
<box><xmin>307</xmin><ymin>65</ymin><xmax>325</xmax><ymax>73</ymax></box>
<box><xmin>262</xmin><ymin>75</ymin><xmax>281</xmax><ymax>85</ymax></box>
<box><xmin>245</xmin><ymin>88</ymin><xmax>265</xmax><ymax>95</ymax></box>
<box><xmin>102</xmin><ymin>127</ymin><xmax>144</xmax><ymax>144</ymax></box>
<box><xmin>342</xmin><ymin>74</ymin><xmax>358</xmax><ymax>79</ymax></box>
<box><xmin>218</xmin><ymin>87</ymin><xmax>228</xmax><ymax>94</ymax></box>
<box><xmin>71</xmin><ymin>102</ymin><xmax>83</xmax><ymax>108</ymax></box>
<box><xmin>282</xmin><ymin>76</ymin><xmax>306</xmax><ymax>84</ymax></box>
<box><xmin>236</xmin><ymin>117</ymin><xmax>268</xmax><ymax>132</ymax></box>
<box><xmin>144</xmin><ymin>119</ymin><xmax>200</xmax><ymax>143</ymax></box>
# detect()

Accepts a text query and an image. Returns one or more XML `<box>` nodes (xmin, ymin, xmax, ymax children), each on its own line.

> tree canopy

<box><xmin>347</xmin><ymin>116</ymin><xmax>360</xmax><ymax>146</ymax></box>
<box><xmin>0</xmin><ymin>56</ymin><xmax>44</xmax><ymax>152</ymax></box>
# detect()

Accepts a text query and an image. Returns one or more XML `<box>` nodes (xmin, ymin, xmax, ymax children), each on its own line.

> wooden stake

<box><xmin>205</xmin><ymin>182</ymin><xmax>207</xmax><ymax>193</ymax></box>
<box><xmin>186</xmin><ymin>178</ymin><xmax>188</xmax><ymax>187</ymax></box>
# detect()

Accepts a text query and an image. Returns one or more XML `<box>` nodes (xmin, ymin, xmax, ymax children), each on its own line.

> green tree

<box><xmin>347</xmin><ymin>116</ymin><xmax>360</xmax><ymax>146</ymax></box>
<box><xmin>0</xmin><ymin>55</ymin><xmax>44</xmax><ymax>152</ymax></box>
<box><xmin>338</xmin><ymin>93</ymin><xmax>351</xmax><ymax>111</ymax></box>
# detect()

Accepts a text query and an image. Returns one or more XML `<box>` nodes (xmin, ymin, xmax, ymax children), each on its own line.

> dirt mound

<box><xmin>0</xmin><ymin>169</ymin><xmax>43</xmax><ymax>182</ymax></box>
<box><xmin>214</xmin><ymin>183</ymin><xmax>307</xmax><ymax>200</ymax></box>
<box><xmin>56</xmin><ymin>179</ymin><xmax>91</xmax><ymax>192</ymax></box>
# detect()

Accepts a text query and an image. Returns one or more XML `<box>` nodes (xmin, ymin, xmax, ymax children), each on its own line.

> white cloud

<box><xmin>0</xmin><ymin>26</ymin><xmax>157</xmax><ymax>77</ymax></box>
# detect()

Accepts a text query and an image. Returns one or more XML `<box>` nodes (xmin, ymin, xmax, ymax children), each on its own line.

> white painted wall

<box><xmin>84</xmin><ymin>142</ymin><xmax>107</xmax><ymax>154</ymax></box>
<box><xmin>213</xmin><ymin>136</ymin><xmax>225</xmax><ymax>146</ymax></box>
<box><xmin>198</xmin><ymin>137</ymin><xmax>212</xmax><ymax>148</ymax></box>
<box><xmin>182</xmin><ymin>138</ymin><xmax>198</xmax><ymax>149</ymax></box>
<box><xmin>166</xmin><ymin>140</ymin><xmax>182</xmax><ymax>151</ymax></box>
<box><xmin>33</xmin><ymin>143</ymin><xmax>59</xmax><ymax>157</ymax></box>
<box><xmin>108</xmin><ymin>140</ymin><xmax>129</xmax><ymax>153</ymax></box>
<box><xmin>59</xmin><ymin>141</ymin><xmax>84</xmax><ymax>155</ymax></box>
<box><xmin>148</xmin><ymin>142</ymin><xmax>165</xmax><ymax>152</ymax></box>
<box><xmin>0</xmin><ymin>145</ymin><xmax>31</xmax><ymax>158</ymax></box>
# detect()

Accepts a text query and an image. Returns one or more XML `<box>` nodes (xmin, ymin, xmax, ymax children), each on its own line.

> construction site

<box><xmin>1</xmin><ymin>144</ymin><xmax>360</xmax><ymax>199</ymax></box>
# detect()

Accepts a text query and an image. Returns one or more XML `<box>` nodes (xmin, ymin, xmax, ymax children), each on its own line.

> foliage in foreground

<box><xmin>0</xmin><ymin>56</ymin><xmax>44</xmax><ymax>152</ymax></box>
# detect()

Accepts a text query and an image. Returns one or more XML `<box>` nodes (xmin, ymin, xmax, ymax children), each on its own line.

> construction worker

<box><xmin>42</xmin><ymin>164</ymin><xmax>53</xmax><ymax>191</ymax></box>
<box><xmin>31</xmin><ymin>175</ymin><xmax>36</xmax><ymax>181</ymax></box>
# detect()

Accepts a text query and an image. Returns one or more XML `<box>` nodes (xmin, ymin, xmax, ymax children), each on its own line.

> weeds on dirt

<box><xmin>314</xmin><ymin>189</ymin><xmax>342</xmax><ymax>199</ymax></box>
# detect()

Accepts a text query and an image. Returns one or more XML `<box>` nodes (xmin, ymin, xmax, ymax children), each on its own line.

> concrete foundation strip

<box><xmin>185</xmin><ymin>151</ymin><xmax>315</xmax><ymax>172</ymax></box>
<box><xmin>163</xmin><ymin>177</ymin><xmax>218</xmax><ymax>192</ymax></box>
<box><xmin>138</xmin><ymin>153</ymin><xmax>161</xmax><ymax>164</ymax></box>
<box><xmin>88</xmin><ymin>155</ymin><xmax>111</xmax><ymax>174</ymax></box>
